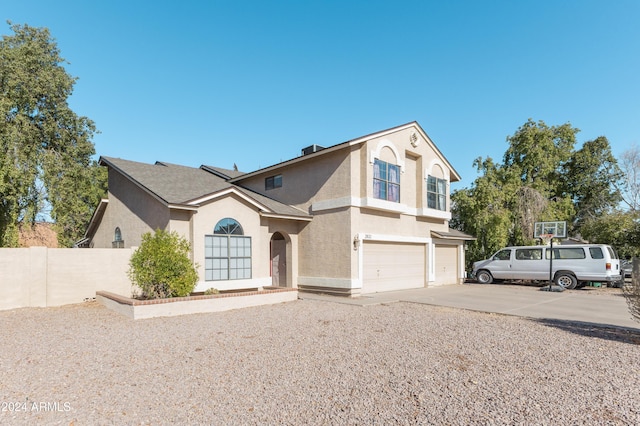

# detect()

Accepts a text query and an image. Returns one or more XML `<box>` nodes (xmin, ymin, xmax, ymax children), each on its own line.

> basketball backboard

<box><xmin>534</xmin><ymin>221</ymin><xmax>566</xmax><ymax>239</ymax></box>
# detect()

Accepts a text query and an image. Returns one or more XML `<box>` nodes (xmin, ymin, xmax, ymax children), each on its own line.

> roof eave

<box><xmin>229</xmin><ymin>121</ymin><xmax>463</xmax><ymax>183</ymax></box>
<box><xmin>259</xmin><ymin>211</ymin><xmax>313</xmax><ymax>222</ymax></box>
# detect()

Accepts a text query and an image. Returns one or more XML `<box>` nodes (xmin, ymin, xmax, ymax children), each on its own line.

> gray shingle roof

<box><xmin>100</xmin><ymin>156</ymin><xmax>310</xmax><ymax>218</ymax></box>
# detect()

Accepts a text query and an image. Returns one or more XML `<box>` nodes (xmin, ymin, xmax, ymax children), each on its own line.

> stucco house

<box><xmin>82</xmin><ymin>122</ymin><xmax>474</xmax><ymax>296</ymax></box>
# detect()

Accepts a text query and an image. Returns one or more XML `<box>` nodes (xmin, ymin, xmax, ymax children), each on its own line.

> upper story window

<box><xmin>373</xmin><ymin>159</ymin><xmax>400</xmax><ymax>202</ymax></box>
<box><xmin>427</xmin><ymin>176</ymin><xmax>446</xmax><ymax>211</ymax></box>
<box><xmin>112</xmin><ymin>227</ymin><xmax>124</xmax><ymax>248</ymax></box>
<box><xmin>265</xmin><ymin>174</ymin><xmax>282</xmax><ymax>190</ymax></box>
<box><xmin>205</xmin><ymin>218</ymin><xmax>252</xmax><ymax>281</ymax></box>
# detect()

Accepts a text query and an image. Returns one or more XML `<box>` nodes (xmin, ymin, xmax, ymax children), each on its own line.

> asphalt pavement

<box><xmin>299</xmin><ymin>283</ymin><xmax>639</xmax><ymax>330</ymax></box>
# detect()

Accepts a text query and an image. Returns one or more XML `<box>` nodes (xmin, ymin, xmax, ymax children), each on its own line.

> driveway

<box><xmin>300</xmin><ymin>283</ymin><xmax>639</xmax><ymax>330</ymax></box>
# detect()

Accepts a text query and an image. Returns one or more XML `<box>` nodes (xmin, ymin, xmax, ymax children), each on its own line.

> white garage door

<box><xmin>362</xmin><ymin>241</ymin><xmax>425</xmax><ymax>293</ymax></box>
<box><xmin>433</xmin><ymin>244</ymin><xmax>458</xmax><ymax>285</ymax></box>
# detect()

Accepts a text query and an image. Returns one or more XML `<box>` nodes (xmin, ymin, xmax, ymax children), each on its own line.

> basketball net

<box><xmin>539</xmin><ymin>234</ymin><xmax>554</xmax><ymax>245</ymax></box>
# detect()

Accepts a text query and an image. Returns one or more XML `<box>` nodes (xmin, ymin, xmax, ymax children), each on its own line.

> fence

<box><xmin>0</xmin><ymin>247</ymin><xmax>133</xmax><ymax>311</ymax></box>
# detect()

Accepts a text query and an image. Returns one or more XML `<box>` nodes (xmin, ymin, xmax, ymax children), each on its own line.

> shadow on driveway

<box><xmin>532</xmin><ymin>318</ymin><xmax>640</xmax><ymax>345</ymax></box>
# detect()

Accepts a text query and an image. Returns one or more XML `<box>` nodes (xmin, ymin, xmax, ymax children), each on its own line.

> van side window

<box><xmin>516</xmin><ymin>248</ymin><xmax>542</xmax><ymax>260</ymax></box>
<box><xmin>547</xmin><ymin>247</ymin><xmax>586</xmax><ymax>260</ymax></box>
<box><xmin>494</xmin><ymin>250</ymin><xmax>511</xmax><ymax>260</ymax></box>
<box><xmin>590</xmin><ymin>247</ymin><xmax>604</xmax><ymax>259</ymax></box>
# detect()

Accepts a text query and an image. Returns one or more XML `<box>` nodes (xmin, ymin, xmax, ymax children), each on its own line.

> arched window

<box><xmin>214</xmin><ymin>218</ymin><xmax>244</xmax><ymax>235</ymax></box>
<box><xmin>112</xmin><ymin>227</ymin><xmax>124</xmax><ymax>248</ymax></box>
<box><xmin>373</xmin><ymin>158</ymin><xmax>400</xmax><ymax>202</ymax></box>
<box><xmin>205</xmin><ymin>218</ymin><xmax>252</xmax><ymax>281</ymax></box>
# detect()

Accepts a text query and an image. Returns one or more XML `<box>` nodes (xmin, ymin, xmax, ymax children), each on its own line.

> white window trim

<box><xmin>369</xmin><ymin>139</ymin><xmax>405</xmax><ymax>172</ymax></box>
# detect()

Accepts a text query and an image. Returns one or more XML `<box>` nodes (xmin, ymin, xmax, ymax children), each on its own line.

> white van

<box><xmin>472</xmin><ymin>244</ymin><xmax>622</xmax><ymax>289</ymax></box>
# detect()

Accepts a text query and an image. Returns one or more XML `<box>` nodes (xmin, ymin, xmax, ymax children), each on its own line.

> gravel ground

<box><xmin>1</xmin><ymin>298</ymin><xmax>639</xmax><ymax>425</ymax></box>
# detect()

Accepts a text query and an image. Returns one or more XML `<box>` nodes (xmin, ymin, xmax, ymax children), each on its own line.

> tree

<box><xmin>452</xmin><ymin>120</ymin><xmax>579</xmax><ymax>269</ymax></box>
<box><xmin>0</xmin><ymin>22</ymin><xmax>106</xmax><ymax>247</ymax></box>
<box><xmin>618</xmin><ymin>144</ymin><xmax>640</xmax><ymax>212</ymax></box>
<box><xmin>623</xmin><ymin>261</ymin><xmax>640</xmax><ymax>323</ymax></box>
<box><xmin>580</xmin><ymin>211</ymin><xmax>640</xmax><ymax>259</ymax></box>
<box><xmin>503</xmin><ymin>118</ymin><xmax>577</xmax><ymax>194</ymax></box>
<box><xmin>562</xmin><ymin>136</ymin><xmax>623</xmax><ymax>230</ymax></box>
<box><xmin>128</xmin><ymin>230</ymin><xmax>199</xmax><ymax>299</ymax></box>
<box><xmin>451</xmin><ymin>157</ymin><xmax>514</xmax><ymax>268</ymax></box>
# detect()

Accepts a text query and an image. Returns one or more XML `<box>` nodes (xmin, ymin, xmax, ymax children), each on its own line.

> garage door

<box><xmin>433</xmin><ymin>244</ymin><xmax>458</xmax><ymax>285</ymax></box>
<box><xmin>362</xmin><ymin>241</ymin><xmax>425</xmax><ymax>293</ymax></box>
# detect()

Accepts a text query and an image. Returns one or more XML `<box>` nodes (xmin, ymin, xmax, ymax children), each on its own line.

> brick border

<box><xmin>96</xmin><ymin>286</ymin><xmax>298</xmax><ymax>306</ymax></box>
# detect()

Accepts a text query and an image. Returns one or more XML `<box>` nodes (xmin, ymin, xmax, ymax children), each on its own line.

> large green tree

<box><xmin>0</xmin><ymin>22</ymin><xmax>106</xmax><ymax>247</ymax></box>
<box><xmin>452</xmin><ymin>119</ymin><xmax>623</xmax><ymax>269</ymax></box>
<box><xmin>561</xmin><ymin>136</ymin><xmax>623</xmax><ymax>228</ymax></box>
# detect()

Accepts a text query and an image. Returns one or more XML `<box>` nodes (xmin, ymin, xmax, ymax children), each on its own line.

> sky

<box><xmin>4</xmin><ymin>0</ymin><xmax>640</xmax><ymax>191</ymax></box>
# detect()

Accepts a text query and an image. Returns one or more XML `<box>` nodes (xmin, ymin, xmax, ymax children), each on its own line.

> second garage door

<box><xmin>432</xmin><ymin>244</ymin><xmax>458</xmax><ymax>285</ymax></box>
<box><xmin>362</xmin><ymin>241</ymin><xmax>426</xmax><ymax>293</ymax></box>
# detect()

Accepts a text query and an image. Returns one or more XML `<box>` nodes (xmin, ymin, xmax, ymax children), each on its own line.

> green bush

<box><xmin>128</xmin><ymin>229</ymin><xmax>199</xmax><ymax>299</ymax></box>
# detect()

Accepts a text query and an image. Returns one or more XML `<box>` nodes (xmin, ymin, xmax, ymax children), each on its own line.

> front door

<box><xmin>270</xmin><ymin>233</ymin><xmax>287</xmax><ymax>287</ymax></box>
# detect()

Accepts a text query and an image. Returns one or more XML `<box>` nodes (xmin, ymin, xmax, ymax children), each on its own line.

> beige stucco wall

<box><xmin>0</xmin><ymin>247</ymin><xmax>132</xmax><ymax>311</ymax></box>
<box><xmin>361</xmin><ymin>129</ymin><xmax>452</xmax><ymax>212</ymax></box>
<box><xmin>234</xmin><ymin>125</ymin><xmax>460</xmax><ymax>291</ymax></box>
<box><xmin>238</xmin><ymin>148</ymin><xmax>354</xmax><ymax>210</ymax></box>
<box><xmin>188</xmin><ymin>193</ymin><xmax>304</xmax><ymax>292</ymax></box>
<box><xmin>91</xmin><ymin>172</ymin><xmax>170</xmax><ymax>248</ymax></box>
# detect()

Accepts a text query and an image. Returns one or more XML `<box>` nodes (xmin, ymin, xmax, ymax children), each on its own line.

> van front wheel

<box><xmin>476</xmin><ymin>270</ymin><xmax>493</xmax><ymax>284</ymax></box>
<box><xmin>555</xmin><ymin>273</ymin><xmax>577</xmax><ymax>289</ymax></box>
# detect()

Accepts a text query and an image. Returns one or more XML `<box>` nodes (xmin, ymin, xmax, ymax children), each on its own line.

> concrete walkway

<box><xmin>299</xmin><ymin>283</ymin><xmax>639</xmax><ymax>330</ymax></box>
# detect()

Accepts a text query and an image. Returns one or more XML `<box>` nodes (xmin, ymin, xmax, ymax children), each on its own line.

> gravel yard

<box><xmin>1</xmin><ymin>298</ymin><xmax>639</xmax><ymax>425</ymax></box>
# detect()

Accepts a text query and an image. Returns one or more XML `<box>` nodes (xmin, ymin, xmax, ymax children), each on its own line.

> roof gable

<box><xmin>100</xmin><ymin>156</ymin><xmax>310</xmax><ymax>219</ymax></box>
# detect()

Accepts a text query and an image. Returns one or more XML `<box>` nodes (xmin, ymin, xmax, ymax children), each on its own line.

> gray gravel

<box><xmin>1</xmin><ymin>299</ymin><xmax>639</xmax><ymax>425</ymax></box>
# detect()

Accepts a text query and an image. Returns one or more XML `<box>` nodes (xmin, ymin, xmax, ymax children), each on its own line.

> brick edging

<box><xmin>97</xmin><ymin>287</ymin><xmax>298</xmax><ymax>306</ymax></box>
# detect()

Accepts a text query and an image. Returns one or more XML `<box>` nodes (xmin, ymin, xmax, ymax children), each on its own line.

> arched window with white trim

<box><xmin>426</xmin><ymin>163</ymin><xmax>447</xmax><ymax>211</ymax></box>
<box><xmin>205</xmin><ymin>218</ymin><xmax>252</xmax><ymax>281</ymax></box>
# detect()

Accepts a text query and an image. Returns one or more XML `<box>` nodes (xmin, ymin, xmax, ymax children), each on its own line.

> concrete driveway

<box><xmin>300</xmin><ymin>283</ymin><xmax>639</xmax><ymax>330</ymax></box>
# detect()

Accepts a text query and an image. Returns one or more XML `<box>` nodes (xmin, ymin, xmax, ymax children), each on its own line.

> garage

<box><xmin>433</xmin><ymin>244</ymin><xmax>458</xmax><ymax>285</ymax></box>
<box><xmin>362</xmin><ymin>241</ymin><xmax>426</xmax><ymax>293</ymax></box>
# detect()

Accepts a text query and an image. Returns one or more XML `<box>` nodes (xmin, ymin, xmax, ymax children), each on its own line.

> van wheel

<box><xmin>555</xmin><ymin>273</ymin><xmax>577</xmax><ymax>289</ymax></box>
<box><xmin>476</xmin><ymin>270</ymin><xmax>493</xmax><ymax>284</ymax></box>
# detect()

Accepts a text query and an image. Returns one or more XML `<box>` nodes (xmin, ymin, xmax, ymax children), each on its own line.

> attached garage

<box><xmin>362</xmin><ymin>241</ymin><xmax>426</xmax><ymax>293</ymax></box>
<box><xmin>432</xmin><ymin>244</ymin><xmax>459</xmax><ymax>286</ymax></box>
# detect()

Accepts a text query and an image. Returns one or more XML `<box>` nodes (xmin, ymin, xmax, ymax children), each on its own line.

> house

<box><xmin>82</xmin><ymin>122</ymin><xmax>475</xmax><ymax>296</ymax></box>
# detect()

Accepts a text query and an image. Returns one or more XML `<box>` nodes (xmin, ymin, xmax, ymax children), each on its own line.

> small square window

<box><xmin>265</xmin><ymin>174</ymin><xmax>282</xmax><ymax>190</ymax></box>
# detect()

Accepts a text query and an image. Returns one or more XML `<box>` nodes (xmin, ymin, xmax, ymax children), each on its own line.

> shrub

<box><xmin>128</xmin><ymin>229</ymin><xmax>198</xmax><ymax>299</ymax></box>
<box><xmin>623</xmin><ymin>258</ymin><xmax>640</xmax><ymax>323</ymax></box>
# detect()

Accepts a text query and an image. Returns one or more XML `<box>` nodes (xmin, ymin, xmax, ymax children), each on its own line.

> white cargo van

<box><xmin>472</xmin><ymin>244</ymin><xmax>622</xmax><ymax>289</ymax></box>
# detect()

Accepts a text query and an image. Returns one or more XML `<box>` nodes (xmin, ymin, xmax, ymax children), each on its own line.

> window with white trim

<box><xmin>373</xmin><ymin>158</ymin><xmax>400</xmax><ymax>202</ymax></box>
<box><xmin>205</xmin><ymin>218</ymin><xmax>252</xmax><ymax>281</ymax></box>
<box><xmin>427</xmin><ymin>176</ymin><xmax>446</xmax><ymax>211</ymax></box>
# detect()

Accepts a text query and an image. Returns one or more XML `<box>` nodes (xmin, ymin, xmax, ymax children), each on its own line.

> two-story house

<box><xmin>83</xmin><ymin>122</ymin><xmax>474</xmax><ymax>296</ymax></box>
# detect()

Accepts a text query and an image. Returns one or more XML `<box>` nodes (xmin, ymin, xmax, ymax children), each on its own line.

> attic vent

<box><xmin>301</xmin><ymin>144</ymin><xmax>325</xmax><ymax>156</ymax></box>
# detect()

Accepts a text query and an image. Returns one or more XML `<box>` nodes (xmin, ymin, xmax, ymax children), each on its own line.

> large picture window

<box><xmin>427</xmin><ymin>176</ymin><xmax>446</xmax><ymax>211</ymax></box>
<box><xmin>205</xmin><ymin>218</ymin><xmax>252</xmax><ymax>281</ymax></box>
<box><xmin>373</xmin><ymin>158</ymin><xmax>400</xmax><ymax>202</ymax></box>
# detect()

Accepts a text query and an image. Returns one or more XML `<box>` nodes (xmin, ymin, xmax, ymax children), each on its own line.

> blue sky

<box><xmin>4</xmin><ymin>0</ymin><xmax>639</xmax><ymax>191</ymax></box>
